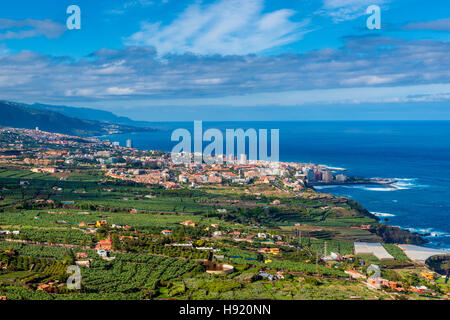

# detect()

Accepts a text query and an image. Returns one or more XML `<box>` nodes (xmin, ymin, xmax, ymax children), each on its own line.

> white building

<box><xmin>240</xmin><ymin>154</ymin><xmax>248</xmax><ymax>165</ymax></box>
<box><xmin>322</xmin><ymin>171</ymin><xmax>334</xmax><ymax>182</ymax></box>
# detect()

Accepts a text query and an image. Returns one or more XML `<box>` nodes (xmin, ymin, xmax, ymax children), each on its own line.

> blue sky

<box><xmin>1</xmin><ymin>0</ymin><xmax>450</xmax><ymax>120</ymax></box>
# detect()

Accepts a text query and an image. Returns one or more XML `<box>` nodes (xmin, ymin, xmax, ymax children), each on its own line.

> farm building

<box><xmin>354</xmin><ymin>242</ymin><xmax>394</xmax><ymax>260</ymax></box>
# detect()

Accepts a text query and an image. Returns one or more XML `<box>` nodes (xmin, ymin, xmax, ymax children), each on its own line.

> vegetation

<box><xmin>0</xmin><ymin>128</ymin><xmax>444</xmax><ymax>301</ymax></box>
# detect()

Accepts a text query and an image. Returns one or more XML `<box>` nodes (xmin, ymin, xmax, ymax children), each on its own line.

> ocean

<box><xmin>102</xmin><ymin>121</ymin><xmax>450</xmax><ymax>249</ymax></box>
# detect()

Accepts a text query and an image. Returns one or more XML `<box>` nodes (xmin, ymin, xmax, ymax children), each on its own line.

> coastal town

<box><xmin>0</xmin><ymin>127</ymin><xmax>448</xmax><ymax>300</ymax></box>
<box><xmin>0</xmin><ymin>127</ymin><xmax>386</xmax><ymax>191</ymax></box>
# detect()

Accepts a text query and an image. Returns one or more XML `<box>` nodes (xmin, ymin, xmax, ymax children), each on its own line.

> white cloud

<box><xmin>106</xmin><ymin>87</ymin><xmax>135</xmax><ymax>95</ymax></box>
<box><xmin>341</xmin><ymin>75</ymin><xmax>403</xmax><ymax>86</ymax></box>
<box><xmin>106</xmin><ymin>0</ymin><xmax>163</xmax><ymax>15</ymax></box>
<box><xmin>126</xmin><ymin>0</ymin><xmax>309</xmax><ymax>55</ymax></box>
<box><xmin>321</xmin><ymin>0</ymin><xmax>388</xmax><ymax>22</ymax></box>
<box><xmin>1</xmin><ymin>37</ymin><xmax>450</xmax><ymax>108</ymax></box>
<box><xmin>192</xmin><ymin>78</ymin><xmax>224</xmax><ymax>85</ymax></box>
<box><xmin>65</xmin><ymin>89</ymin><xmax>96</xmax><ymax>97</ymax></box>
<box><xmin>0</xmin><ymin>18</ymin><xmax>65</xmax><ymax>40</ymax></box>
<box><xmin>76</xmin><ymin>83</ymin><xmax>450</xmax><ymax>109</ymax></box>
<box><xmin>403</xmin><ymin>18</ymin><xmax>450</xmax><ymax>32</ymax></box>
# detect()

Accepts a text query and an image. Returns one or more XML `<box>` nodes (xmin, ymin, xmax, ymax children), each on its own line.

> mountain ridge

<box><xmin>0</xmin><ymin>101</ymin><xmax>155</xmax><ymax>137</ymax></box>
<box><xmin>29</xmin><ymin>103</ymin><xmax>154</xmax><ymax>127</ymax></box>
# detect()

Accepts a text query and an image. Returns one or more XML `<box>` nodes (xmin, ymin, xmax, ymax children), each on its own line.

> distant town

<box><xmin>1</xmin><ymin>127</ymin><xmax>396</xmax><ymax>193</ymax></box>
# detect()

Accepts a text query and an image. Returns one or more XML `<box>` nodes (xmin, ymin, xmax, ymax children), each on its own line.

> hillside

<box><xmin>30</xmin><ymin>103</ymin><xmax>152</xmax><ymax>127</ymax></box>
<box><xmin>0</xmin><ymin>101</ymin><xmax>155</xmax><ymax>137</ymax></box>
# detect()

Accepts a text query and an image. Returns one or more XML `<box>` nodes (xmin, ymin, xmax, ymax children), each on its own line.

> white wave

<box><xmin>371</xmin><ymin>211</ymin><xmax>396</xmax><ymax>217</ymax></box>
<box><xmin>313</xmin><ymin>186</ymin><xmax>337</xmax><ymax>190</ymax></box>
<box><xmin>402</xmin><ymin>227</ymin><xmax>449</xmax><ymax>238</ymax></box>
<box><xmin>390</xmin><ymin>178</ymin><xmax>428</xmax><ymax>190</ymax></box>
<box><xmin>363</xmin><ymin>187</ymin><xmax>396</xmax><ymax>192</ymax></box>
<box><xmin>319</xmin><ymin>165</ymin><xmax>346</xmax><ymax>171</ymax></box>
<box><xmin>344</xmin><ymin>185</ymin><xmax>395</xmax><ymax>192</ymax></box>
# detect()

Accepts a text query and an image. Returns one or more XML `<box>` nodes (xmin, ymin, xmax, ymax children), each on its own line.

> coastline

<box><xmin>310</xmin><ymin>178</ymin><xmax>399</xmax><ymax>189</ymax></box>
<box><xmin>97</xmin><ymin>125</ymin><xmax>450</xmax><ymax>250</ymax></box>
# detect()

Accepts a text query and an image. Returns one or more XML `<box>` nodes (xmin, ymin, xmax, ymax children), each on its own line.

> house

<box><xmin>161</xmin><ymin>181</ymin><xmax>180</xmax><ymax>189</ymax></box>
<box><xmin>323</xmin><ymin>252</ymin><xmax>343</xmax><ymax>261</ymax></box>
<box><xmin>119</xmin><ymin>235</ymin><xmax>134</xmax><ymax>241</ymax></box>
<box><xmin>345</xmin><ymin>270</ymin><xmax>366</xmax><ymax>279</ymax></box>
<box><xmin>259</xmin><ymin>273</ymin><xmax>275</xmax><ymax>281</ymax></box>
<box><xmin>258</xmin><ymin>272</ymin><xmax>283</xmax><ymax>281</ymax></box>
<box><xmin>37</xmin><ymin>284</ymin><xmax>52</xmax><ymax>292</ymax></box>
<box><xmin>270</xmin><ymin>248</ymin><xmax>280</xmax><ymax>255</ymax></box>
<box><xmin>180</xmin><ymin>220</ymin><xmax>196</xmax><ymax>227</ymax></box>
<box><xmin>95</xmin><ymin>235</ymin><xmax>112</xmax><ymax>251</ymax></box>
<box><xmin>97</xmin><ymin>249</ymin><xmax>109</xmax><ymax>257</ymax></box>
<box><xmin>76</xmin><ymin>252</ymin><xmax>88</xmax><ymax>259</ymax></box>
<box><xmin>409</xmin><ymin>286</ymin><xmax>427</xmax><ymax>294</ymax></box>
<box><xmin>161</xmin><ymin>230</ymin><xmax>172</xmax><ymax>236</ymax></box>
<box><xmin>272</xmin><ymin>200</ymin><xmax>281</xmax><ymax>205</ymax></box>
<box><xmin>212</xmin><ymin>231</ymin><xmax>223</xmax><ymax>237</ymax></box>
<box><xmin>75</xmin><ymin>260</ymin><xmax>91</xmax><ymax>267</ymax></box>
<box><xmin>367</xmin><ymin>277</ymin><xmax>381</xmax><ymax>290</ymax></box>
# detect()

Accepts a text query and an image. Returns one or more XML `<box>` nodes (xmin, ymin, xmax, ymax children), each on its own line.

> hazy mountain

<box><xmin>29</xmin><ymin>103</ymin><xmax>153</xmax><ymax>127</ymax></box>
<box><xmin>0</xmin><ymin>101</ymin><xmax>155</xmax><ymax>137</ymax></box>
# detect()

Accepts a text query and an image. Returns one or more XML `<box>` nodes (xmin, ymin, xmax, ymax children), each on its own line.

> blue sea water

<box><xmin>103</xmin><ymin>121</ymin><xmax>450</xmax><ymax>249</ymax></box>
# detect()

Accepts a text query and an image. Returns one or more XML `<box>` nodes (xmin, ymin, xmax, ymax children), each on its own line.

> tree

<box><xmin>176</xmin><ymin>227</ymin><xmax>185</xmax><ymax>240</ymax></box>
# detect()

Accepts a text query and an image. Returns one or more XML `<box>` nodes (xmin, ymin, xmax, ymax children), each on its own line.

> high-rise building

<box><xmin>240</xmin><ymin>154</ymin><xmax>248</xmax><ymax>165</ymax></box>
<box><xmin>303</xmin><ymin>168</ymin><xmax>314</xmax><ymax>182</ymax></box>
<box><xmin>314</xmin><ymin>170</ymin><xmax>323</xmax><ymax>181</ymax></box>
<box><xmin>322</xmin><ymin>170</ymin><xmax>333</xmax><ymax>182</ymax></box>
<box><xmin>126</xmin><ymin>139</ymin><xmax>133</xmax><ymax>148</ymax></box>
<box><xmin>112</xmin><ymin>141</ymin><xmax>120</xmax><ymax>147</ymax></box>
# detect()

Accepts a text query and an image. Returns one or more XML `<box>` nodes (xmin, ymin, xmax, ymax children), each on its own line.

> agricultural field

<box><xmin>0</xmin><ymin>129</ymin><xmax>447</xmax><ymax>301</ymax></box>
